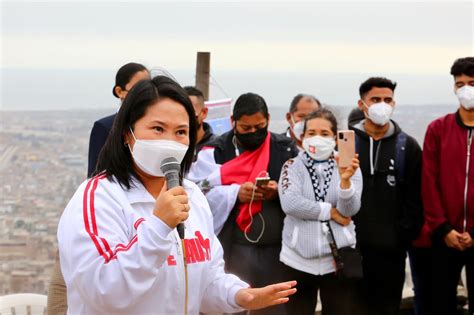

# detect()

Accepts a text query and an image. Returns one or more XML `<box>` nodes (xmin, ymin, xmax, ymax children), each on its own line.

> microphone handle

<box><xmin>177</xmin><ymin>224</ymin><xmax>185</xmax><ymax>239</ymax></box>
<box><xmin>164</xmin><ymin>171</ymin><xmax>185</xmax><ymax>239</ymax></box>
<box><xmin>165</xmin><ymin>174</ymin><xmax>180</xmax><ymax>189</ymax></box>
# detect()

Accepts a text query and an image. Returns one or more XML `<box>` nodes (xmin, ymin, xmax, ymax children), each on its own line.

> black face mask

<box><xmin>234</xmin><ymin>126</ymin><xmax>268</xmax><ymax>151</ymax></box>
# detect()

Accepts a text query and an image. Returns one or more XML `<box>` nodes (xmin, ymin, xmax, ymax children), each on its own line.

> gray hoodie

<box><xmin>278</xmin><ymin>151</ymin><xmax>363</xmax><ymax>275</ymax></box>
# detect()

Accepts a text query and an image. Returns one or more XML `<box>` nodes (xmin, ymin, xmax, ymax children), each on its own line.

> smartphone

<box><xmin>337</xmin><ymin>130</ymin><xmax>355</xmax><ymax>168</ymax></box>
<box><xmin>255</xmin><ymin>177</ymin><xmax>271</xmax><ymax>187</ymax></box>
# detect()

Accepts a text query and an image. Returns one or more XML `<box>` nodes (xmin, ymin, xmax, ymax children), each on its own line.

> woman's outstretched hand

<box><xmin>235</xmin><ymin>280</ymin><xmax>297</xmax><ymax>310</ymax></box>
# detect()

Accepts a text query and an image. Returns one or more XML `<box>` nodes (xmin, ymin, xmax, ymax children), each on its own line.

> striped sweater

<box><xmin>278</xmin><ymin>151</ymin><xmax>363</xmax><ymax>275</ymax></box>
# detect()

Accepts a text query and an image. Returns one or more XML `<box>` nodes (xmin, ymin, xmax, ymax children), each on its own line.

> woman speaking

<box><xmin>57</xmin><ymin>75</ymin><xmax>296</xmax><ymax>314</ymax></box>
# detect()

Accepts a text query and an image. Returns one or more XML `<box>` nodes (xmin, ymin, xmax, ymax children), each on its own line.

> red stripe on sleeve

<box><xmin>83</xmin><ymin>176</ymin><xmax>109</xmax><ymax>262</ymax></box>
<box><xmin>82</xmin><ymin>175</ymin><xmax>141</xmax><ymax>263</ymax></box>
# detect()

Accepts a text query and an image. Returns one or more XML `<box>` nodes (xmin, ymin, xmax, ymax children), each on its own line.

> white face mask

<box><xmin>363</xmin><ymin>101</ymin><xmax>394</xmax><ymax>126</ymax></box>
<box><xmin>128</xmin><ymin>128</ymin><xmax>189</xmax><ymax>177</ymax></box>
<box><xmin>290</xmin><ymin>115</ymin><xmax>305</xmax><ymax>141</ymax></box>
<box><xmin>302</xmin><ymin>135</ymin><xmax>336</xmax><ymax>161</ymax></box>
<box><xmin>456</xmin><ymin>85</ymin><xmax>474</xmax><ymax>110</ymax></box>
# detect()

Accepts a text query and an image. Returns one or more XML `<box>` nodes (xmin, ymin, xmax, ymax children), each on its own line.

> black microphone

<box><xmin>160</xmin><ymin>157</ymin><xmax>185</xmax><ymax>239</ymax></box>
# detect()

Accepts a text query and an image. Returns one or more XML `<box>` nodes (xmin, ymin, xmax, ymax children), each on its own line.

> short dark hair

<box><xmin>233</xmin><ymin>92</ymin><xmax>269</xmax><ymax>120</ymax></box>
<box><xmin>450</xmin><ymin>57</ymin><xmax>474</xmax><ymax>77</ymax></box>
<box><xmin>289</xmin><ymin>94</ymin><xmax>321</xmax><ymax>113</ymax></box>
<box><xmin>113</xmin><ymin>62</ymin><xmax>148</xmax><ymax>98</ymax></box>
<box><xmin>97</xmin><ymin>75</ymin><xmax>197</xmax><ymax>189</ymax></box>
<box><xmin>183</xmin><ymin>86</ymin><xmax>204</xmax><ymax>99</ymax></box>
<box><xmin>359</xmin><ymin>77</ymin><xmax>397</xmax><ymax>98</ymax></box>
<box><xmin>303</xmin><ymin>108</ymin><xmax>338</xmax><ymax>136</ymax></box>
<box><xmin>184</xmin><ymin>86</ymin><xmax>205</xmax><ymax>109</ymax></box>
<box><xmin>347</xmin><ymin>107</ymin><xmax>365</xmax><ymax>127</ymax></box>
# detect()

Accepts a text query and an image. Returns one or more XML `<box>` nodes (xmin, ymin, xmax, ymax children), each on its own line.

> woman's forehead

<box><xmin>142</xmin><ymin>98</ymin><xmax>189</xmax><ymax>123</ymax></box>
<box><xmin>306</xmin><ymin>117</ymin><xmax>332</xmax><ymax>129</ymax></box>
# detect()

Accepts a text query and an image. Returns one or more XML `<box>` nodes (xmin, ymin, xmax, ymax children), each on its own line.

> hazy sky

<box><xmin>1</xmin><ymin>1</ymin><xmax>473</xmax><ymax>110</ymax></box>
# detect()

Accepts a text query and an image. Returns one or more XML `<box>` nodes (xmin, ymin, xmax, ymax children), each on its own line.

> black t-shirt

<box><xmin>456</xmin><ymin>110</ymin><xmax>474</xmax><ymax>130</ymax></box>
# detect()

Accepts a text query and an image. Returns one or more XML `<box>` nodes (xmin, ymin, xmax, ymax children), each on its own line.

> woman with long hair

<box><xmin>58</xmin><ymin>75</ymin><xmax>296</xmax><ymax>314</ymax></box>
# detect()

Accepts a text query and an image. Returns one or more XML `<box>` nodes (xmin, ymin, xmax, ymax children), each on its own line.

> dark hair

<box><xmin>184</xmin><ymin>86</ymin><xmax>204</xmax><ymax>99</ymax></box>
<box><xmin>97</xmin><ymin>75</ymin><xmax>197</xmax><ymax>189</ymax></box>
<box><xmin>233</xmin><ymin>92</ymin><xmax>269</xmax><ymax>120</ymax></box>
<box><xmin>183</xmin><ymin>86</ymin><xmax>205</xmax><ymax>109</ymax></box>
<box><xmin>347</xmin><ymin>107</ymin><xmax>365</xmax><ymax>127</ymax></box>
<box><xmin>289</xmin><ymin>94</ymin><xmax>321</xmax><ymax>113</ymax></box>
<box><xmin>359</xmin><ymin>77</ymin><xmax>397</xmax><ymax>98</ymax></box>
<box><xmin>451</xmin><ymin>57</ymin><xmax>474</xmax><ymax>77</ymax></box>
<box><xmin>303</xmin><ymin>108</ymin><xmax>338</xmax><ymax>136</ymax></box>
<box><xmin>112</xmin><ymin>62</ymin><xmax>148</xmax><ymax>98</ymax></box>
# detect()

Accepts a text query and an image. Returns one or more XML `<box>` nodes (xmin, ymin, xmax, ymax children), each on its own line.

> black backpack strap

<box><xmin>395</xmin><ymin>132</ymin><xmax>407</xmax><ymax>182</ymax></box>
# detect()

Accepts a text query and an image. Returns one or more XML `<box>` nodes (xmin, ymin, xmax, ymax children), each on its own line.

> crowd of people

<box><xmin>48</xmin><ymin>57</ymin><xmax>474</xmax><ymax>315</ymax></box>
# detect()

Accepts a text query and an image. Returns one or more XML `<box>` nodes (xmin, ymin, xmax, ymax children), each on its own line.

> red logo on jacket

<box><xmin>167</xmin><ymin>231</ymin><xmax>211</xmax><ymax>266</ymax></box>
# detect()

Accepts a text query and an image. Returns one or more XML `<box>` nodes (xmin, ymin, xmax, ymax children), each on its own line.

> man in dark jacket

<box><xmin>349</xmin><ymin>77</ymin><xmax>423</xmax><ymax>315</ymax></box>
<box><xmin>424</xmin><ymin>57</ymin><xmax>474</xmax><ymax>315</ymax></box>
<box><xmin>188</xmin><ymin>93</ymin><xmax>298</xmax><ymax>315</ymax></box>
<box><xmin>184</xmin><ymin>86</ymin><xmax>216</xmax><ymax>156</ymax></box>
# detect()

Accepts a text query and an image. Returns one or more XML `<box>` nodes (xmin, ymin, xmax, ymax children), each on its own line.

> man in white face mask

<box><xmin>421</xmin><ymin>57</ymin><xmax>474</xmax><ymax>315</ymax></box>
<box><xmin>356</xmin><ymin>79</ymin><xmax>395</xmax><ymax>137</ymax></box>
<box><xmin>350</xmin><ymin>77</ymin><xmax>423</xmax><ymax>315</ymax></box>
<box><xmin>284</xmin><ymin>94</ymin><xmax>321</xmax><ymax>149</ymax></box>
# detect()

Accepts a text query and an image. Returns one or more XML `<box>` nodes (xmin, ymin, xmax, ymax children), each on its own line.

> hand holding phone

<box><xmin>255</xmin><ymin>177</ymin><xmax>278</xmax><ymax>201</ymax></box>
<box><xmin>238</xmin><ymin>182</ymin><xmax>264</xmax><ymax>203</ymax></box>
<box><xmin>336</xmin><ymin>130</ymin><xmax>359</xmax><ymax>185</ymax></box>
<box><xmin>255</xmin><ymin>177</ymin><xmax>271</xmax><ymax>187</ymax></box>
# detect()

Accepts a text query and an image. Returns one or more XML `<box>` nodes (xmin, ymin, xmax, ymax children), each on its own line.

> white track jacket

<box><xmin>58</xmin><ymin>174</ymin><xmax>247</xmax><ymax>315</ymax></box>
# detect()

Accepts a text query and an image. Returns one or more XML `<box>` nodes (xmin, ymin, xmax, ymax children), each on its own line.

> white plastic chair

<box><xmin>0</xmin><ymin>293</ymin><xmax>47</xmax><ymax>315</ymax></box>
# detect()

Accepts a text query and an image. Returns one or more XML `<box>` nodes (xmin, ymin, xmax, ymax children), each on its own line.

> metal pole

<box><xmin>195</xmin><ymin>52</ymin><xmax>210</xmax><ymax>101</ymax></box>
